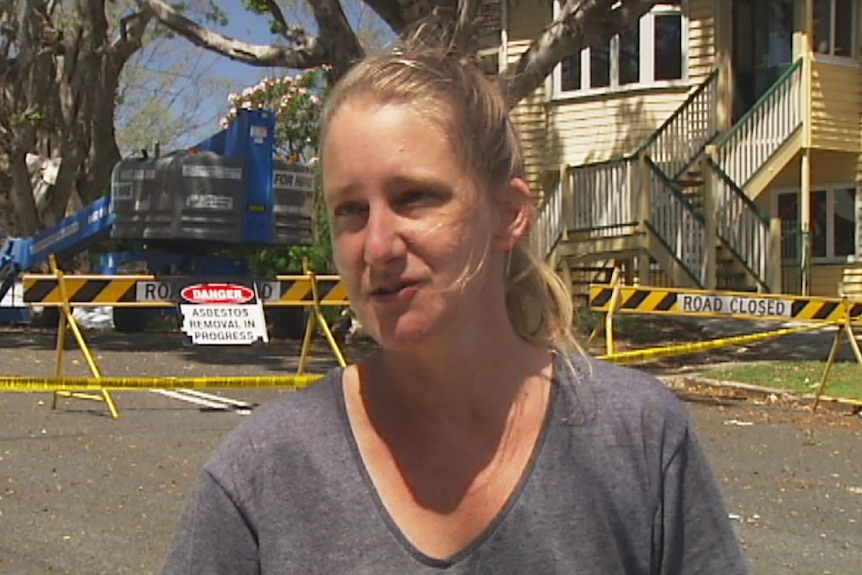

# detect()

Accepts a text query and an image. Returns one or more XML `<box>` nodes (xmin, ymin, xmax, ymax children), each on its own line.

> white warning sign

<box><xmin>176</xmin><ymin>282</ymin><xmax>269</xmax><ymax>345</ymax></box>
<box><xmin>179</xmin><ymin>304</ymin><xmax>269</xmax><ymax>345</ymax></box>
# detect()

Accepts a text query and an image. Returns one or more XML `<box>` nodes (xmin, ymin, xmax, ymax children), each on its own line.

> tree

<box><xmin>137</xmin><ymin>0</ymin><xmax>662</xmax><ymax>107</ymax></box>
<box><xmin>0</xmin><ymin>1</ymin><xmax>226</xmax><ymax>237</ymax></box>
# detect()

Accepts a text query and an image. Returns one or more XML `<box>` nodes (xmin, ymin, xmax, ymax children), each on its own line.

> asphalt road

<box><xmin>0</xmin><ymin>327</ymin><xmax>860</xmax><ymax>574</ymax></box>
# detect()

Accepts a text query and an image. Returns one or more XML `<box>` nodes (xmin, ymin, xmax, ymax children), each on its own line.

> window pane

<box><xmin>590</xmin><ymin>43</ymin><xmax>610</xmax><ymax>88</ymax></box>
<box><xmin>561</xmin><ymin>54</ymin><xmax>581</xmax><ymax>91</ymax></box>
<box><xmin>655</xmin><ymin>14</ymin><xmax>682</xmax><ymax>80</ymax></box>
<box><xmin>834</xmin><ymin>0</ymin><xmax>854</xmax><ymax>56</ymax></box>
<box><xmin>619</xmin><ymin>24</ymin><xmax>640</xmax><ymax>85</ymax></box>
<box><xmin>813</xmin><ymin>0</ymin><xmax>832</xmax><ymax>54</ymax></box>
<box><xmin>833</xmin><ymin>188</ymin><xmax>856</xmax><ymax>256</ymax></box>
<box><xmin>778</xmin><ymin>193</ymin><xmax>800</xmax><ymax>261</ymax></box>
<box><xmin>812</xmin><ymin>190</ymin><xmax>828</xmax><ymax>257</ymax></box>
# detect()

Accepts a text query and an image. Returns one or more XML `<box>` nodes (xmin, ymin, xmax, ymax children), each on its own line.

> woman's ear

<box><xmin>493</xmin><ymin>177</ymin><xmax>533</xmax><ymax>252</ymax></box>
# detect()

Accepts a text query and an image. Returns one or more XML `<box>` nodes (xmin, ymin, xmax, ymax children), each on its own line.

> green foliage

<box><xmin>223</xmin><ymin>67</ymin><xmax>329</xmax><ymax>160</ymax></box>
<box><xmin>10</xmin><ymin>111</ymin><xmax>44</xmax><ymax>128</ymax></box>
<box><xmin>705</xmin><ymin>361</ymin><xmax>862</xmax><ymax>401</ymax></box>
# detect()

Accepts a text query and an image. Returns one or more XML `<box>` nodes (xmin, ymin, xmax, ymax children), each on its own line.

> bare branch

<box><xmin>258</xmin><ymin>0</ymin><xmax>289</xmax><ymax>38</ymax></box>
<box><xmin>306</xmin><ymin>0</ymin><xmax>365</xmax><ymax>77</ymax></box>
<box><xmin>500</xmin><ymin>0</ymin><xmax>659</xmax><ymax>106</ymax></box>
<box><xmin>135</xmin><ymin>0</ymin><xmax>327</xmax><ymax>68</ymax></box>
<box><xmin>114</xmin><ymin>8</ymin><xmax>153</xmax><ymax>62</ymax></box>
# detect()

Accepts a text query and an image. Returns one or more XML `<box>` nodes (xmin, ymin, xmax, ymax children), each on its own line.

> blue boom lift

<box><xmin>0</xmin><ymin>109</ymin><xmax>314</xmax><ymax>332</ymax></box>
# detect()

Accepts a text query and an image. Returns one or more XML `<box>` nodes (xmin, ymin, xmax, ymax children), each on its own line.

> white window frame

<box><xmin>774</xmin><ymin>185</ymin><xmax>861</xmax><ymax>264</ymax></box>
<box><xmin>552</xmin><ymin>1</ymin><xmax>689</xmax><ymax>99</ymax></box>
<box><xmin>812</xmin><ymin>0</ymin><xmax>858</xmax><ymax>60</ymax></box>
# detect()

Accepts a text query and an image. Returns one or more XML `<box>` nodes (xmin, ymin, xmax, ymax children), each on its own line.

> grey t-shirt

<box><xmin>163</xmin><ymin>355</ymin><xmax>749</xmax><ymax>574</ymax></box>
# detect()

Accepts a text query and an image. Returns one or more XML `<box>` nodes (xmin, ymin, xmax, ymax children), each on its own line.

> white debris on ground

<box><xmin>72</xmin><ymin>306</ymin><xmax>114</xmax><ymax>330</ymax></box>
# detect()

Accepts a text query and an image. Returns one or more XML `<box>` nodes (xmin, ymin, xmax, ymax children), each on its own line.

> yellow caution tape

<box><xmin>599</xmin><ymin>321</ymin><xmax>834</xmax><ymax>365</ymax></box>
<box><xmin>0</xmin><ymin>375</ymin><xmax>324</xmax><ymax>392</ymax></box>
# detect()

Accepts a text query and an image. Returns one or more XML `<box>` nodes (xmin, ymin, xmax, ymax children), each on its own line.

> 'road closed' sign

<box><xmin>679</xmin><ymin>294</ymin><xmax>794</xmax><ymax>318</ymax></box>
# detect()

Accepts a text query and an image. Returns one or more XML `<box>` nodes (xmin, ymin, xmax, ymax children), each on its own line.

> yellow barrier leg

<box><xmin>298</xmin><ymin>268</ymin><xmax>349</xmax><ymax>375</ymax></box>
<box><xmin>315</xmin><ymin>307</ymin><xmax>347</xmax><ymax>368</ymax></box>
<box><xmin>604</xmin><ymin>269</ymin><xmax>622</xmax><ymax>356</ymax></box>
<box><xmin>297</xmin><ymin>310</ymin><xmax>317</xmax><ymax>376</ymax></box>
<box><xmin>49</xmin><ymin>257</ymin><xmax>119</xmax><ymax>419</ymax></box>
<box><xmin>812</xmin><ymin>324</ymin><xmax>845</xmax><ymax>412</ymax></box>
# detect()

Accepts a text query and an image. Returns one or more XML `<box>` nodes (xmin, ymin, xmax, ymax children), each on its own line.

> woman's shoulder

<box><xmin>556</xmin><ymin>352</ymin><xmax>691</xmax><ymax>432</ymax></box>
<box><xmin>203</xmin><ymin>368</ymin><xmax>347</xmax><ymax>475</ymax></box>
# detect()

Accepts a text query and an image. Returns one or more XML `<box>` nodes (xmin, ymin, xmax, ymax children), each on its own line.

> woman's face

<box><xmin>322</xmin><ymin>99</ymin><xmax>508</xmax><ymax>350</ymax></box>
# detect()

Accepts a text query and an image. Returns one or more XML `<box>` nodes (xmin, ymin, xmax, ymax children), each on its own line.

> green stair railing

<box><xmin>714</xmin><ymin>59</ymin><xmax>802</xmax><ymax>189</ymax></box>
<box><xmin>644</xmin><ymin>157</ymin><xmax>706</xmax><ymax>286</ymax></box>
<box><xmin>641</xmin><ymin>70</ymin><xmax>719</xmax><ymax>181</ymax></box>
<box><xmin>706</xmin><ymin>159</ymin><xmax>773</xmax><ymax>289</ymax></box>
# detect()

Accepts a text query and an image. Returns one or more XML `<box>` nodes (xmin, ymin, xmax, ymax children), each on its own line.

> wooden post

<box><xmin>703</xmin><ymin>148</ymin><xmax>718</xmax><ymax>290</ymax></box>
<box><xmin>768</xmin><ymin>217</ymin><xmax>783</xmax><ymax>293</ymax></box>
<box><xmin>560</xmin><ymin>163</ymin><xmax>572</xmax><ymax>241</ymax></box>
<box><xmin>637</xmin><ymin>153</ymin><xmax>652</xmax><ymax>284</ymax></box>
<box><xmin>801</xmin><ymin>147</ymin><xmax>811</xmax><ymax>295</ymax></box>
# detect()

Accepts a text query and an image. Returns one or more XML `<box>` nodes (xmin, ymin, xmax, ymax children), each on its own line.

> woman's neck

<box><xmin>358</xmin><ymin>333</ymin><xmax>553</xmax><ymax>428</ymax></box>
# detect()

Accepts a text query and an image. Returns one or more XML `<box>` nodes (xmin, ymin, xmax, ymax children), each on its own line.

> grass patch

<box><xmin>704</xmin><ymin>361</ymin><xmax>862</xmax><ymax>400</ymax></box>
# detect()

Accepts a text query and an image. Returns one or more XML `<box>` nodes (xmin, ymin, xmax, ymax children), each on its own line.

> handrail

<box><xmin>641</xmin><ymin>71</ymin><xmax>719</xmax><ymax>180</ymax></box>
<box><xmin>706</xmin><ymin>159</ymin><xmax>770</xmax><ymax>224</ymax></box>
<box><xmin>706</xmin><ymin>158</ymin><xmax>772</xmax><ymax>288</ymax></box>
<box><xmin>715</xmin><ymin>59</ymin><xmax>802</xmax><ymax>148</ymax></box>
<box><xmin>713</xmin><ymin>59</ymin><xmax>802</xmax><ymax>189</ymax></box>
<box><xmin>641</xmin><ymin>70</ymin><xmax>719</xmax><ymax>151</ymax></box>
<box><xmin>644</xmin><ymin>157</ymin><xmax>706</xmax><ymax>286</ymax></box>
<box><xmin>643</xmin><ymin>156</ymin><xmax>705</xmax><ymax>222</ymax></box>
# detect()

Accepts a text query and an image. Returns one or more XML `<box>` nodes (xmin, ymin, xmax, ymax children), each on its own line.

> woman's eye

<box><xmin>400</xmin><ymin>188</ymin><xmax>443</xmax><ymax>207</ymax></box>
<box><xmin>333</xmin><ymin>202</ymin><xmax>368</xmax><ymax>218</ymax></box>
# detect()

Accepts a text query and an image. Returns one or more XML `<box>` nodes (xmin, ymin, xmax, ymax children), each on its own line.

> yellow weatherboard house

<box><xmin>498</xmin><ymin>0</ymin><xmax>862</xmax><ymax>299</ymax></box>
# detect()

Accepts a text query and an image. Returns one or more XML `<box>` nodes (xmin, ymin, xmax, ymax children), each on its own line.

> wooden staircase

<box><xmin>533</xmin><ymin>59</ymin><xmax>804</xmax><ymax>299</ymax></box>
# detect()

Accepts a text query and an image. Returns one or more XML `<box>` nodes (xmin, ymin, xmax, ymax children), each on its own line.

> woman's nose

<box><xmin>363</xmin><ymin>204</ymin><xmax>407</xmax><ymax>267</ymax></box>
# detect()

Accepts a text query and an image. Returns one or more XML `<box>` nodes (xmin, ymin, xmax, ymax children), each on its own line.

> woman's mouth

<box><xmin>370</xmin><ymin>280</ymin><xmax>419</xmax><ymax>300</ymax></box>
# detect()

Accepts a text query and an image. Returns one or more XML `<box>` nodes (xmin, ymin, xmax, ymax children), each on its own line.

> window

<box><xmin>778</xmin><ymin>187</ymin><xmax>859</xmax><ymax>261</ymax></box>
<box><xmin>813</xmin><ymin>0</ymin><xmax>855</xmax><ymax>57</ymax></box>
<box><xmin>554</xmin><ymin>2</ymin><xmax>685</xmax><ymax>96</ymax></box>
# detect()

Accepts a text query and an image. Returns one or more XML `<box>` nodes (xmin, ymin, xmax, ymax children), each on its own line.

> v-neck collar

<box><xmin>331</xmin><ymin>365</ymin><xmax>560</xmax><ymax>569</ymax></box>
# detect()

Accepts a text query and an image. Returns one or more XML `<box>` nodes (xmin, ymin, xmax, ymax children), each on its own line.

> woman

<box><xmin>163</xmin><ymin>49</ymin><xmax>749</xmax><ymax>574</ymax></box>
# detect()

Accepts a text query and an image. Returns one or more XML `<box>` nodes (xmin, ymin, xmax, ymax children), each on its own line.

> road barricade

<box><xmin>1</xmin><ymin>256</ymin><xmax>351</xmax><ymax>418</ymax></box>
<box><xmin>590</xmin><ymin>275</ymin><xmax>862</xmax><ymax>411</ymax></box>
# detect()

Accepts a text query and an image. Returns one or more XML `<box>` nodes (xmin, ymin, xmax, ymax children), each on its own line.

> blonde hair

<box><xmin>321</xmin><ymin>49</ymin><xmax>580</xmax><ymax>354</ymax></box>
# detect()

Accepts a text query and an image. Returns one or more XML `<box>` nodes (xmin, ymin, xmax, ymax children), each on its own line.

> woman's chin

<box><xmin>365</xmin><ymin>315</ymin><xmax>440</xmax><ymax>352</ymax></box>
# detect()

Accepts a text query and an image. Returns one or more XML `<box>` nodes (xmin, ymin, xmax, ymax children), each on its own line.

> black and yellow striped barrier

<box><xmin>589</xmin><ymin>279</ymin><xmax>862</xmax><ymax>410</ymax></box>
<box><xmin>590</xmin><ymin>284</ymin><xmax>862</xmax><ymax>324</ymax></box>
<box><xmin>0</xmin><ymin>375</ymin><xmax>323</xmax><ymax>392</ymax></box>
<box><xmin>22</xmin><ymin>273</ymin><xmax>350</xmax><ymax>307</ymax></box>
<box><xmin>23</xmin><ymin>275</ymin><xmax>142</xmax><ymax>306</ymax></box>
<box><xmin>269</xmin><ymin>275</ymin><xmax>349</xmax><ymax>306</ymax></box>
